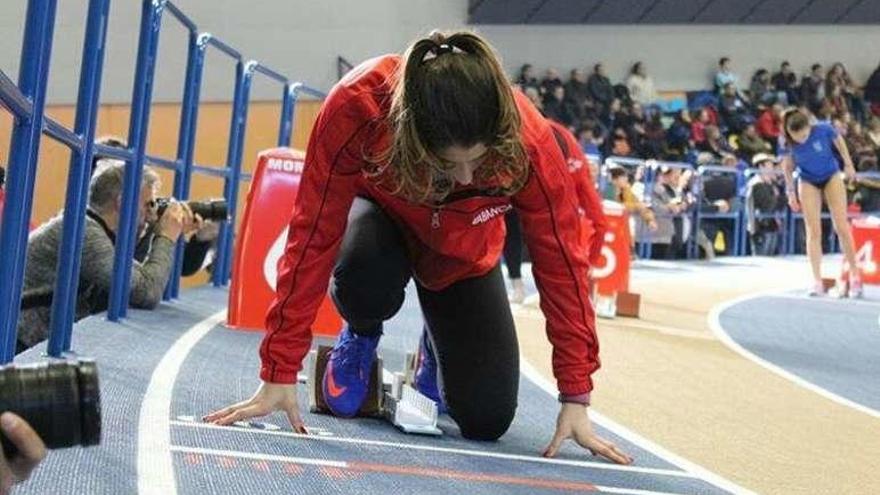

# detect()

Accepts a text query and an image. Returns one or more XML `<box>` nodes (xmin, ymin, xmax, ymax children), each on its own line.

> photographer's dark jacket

<box><xmin>16</xmin><ymin>210</ymin><xmax>175</xmax><ymax>352</ymax></box>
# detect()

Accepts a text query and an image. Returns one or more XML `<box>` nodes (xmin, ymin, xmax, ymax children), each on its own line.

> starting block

<box><xmin>306</xmin><ymin>346</ymin><xmax>442</xmax><ymax>436</ymax></box>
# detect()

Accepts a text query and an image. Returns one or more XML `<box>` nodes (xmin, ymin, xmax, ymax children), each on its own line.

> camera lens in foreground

<box><xmin>0</xmin><ymin>359</ymin><xmax>101</xmax><ymax>457</ymax></box>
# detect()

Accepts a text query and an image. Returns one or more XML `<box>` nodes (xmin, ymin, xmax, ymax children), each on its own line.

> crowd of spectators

<box><xmin>515</xmin><ymin>57</ymin><xmax>880</xmax><ymax>258</ymax></box>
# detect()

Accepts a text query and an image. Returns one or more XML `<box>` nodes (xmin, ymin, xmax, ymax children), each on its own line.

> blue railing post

<box><xmin>47</xmin><ymin>0</ymin><xmax>112</xmax><ymax>356</ymax></box>
<box><xmin>212</xmin><ymin>62</ymin><xmax>253</xmax><ymax>286</ymax></box>
<box><xmin>278</xmin><ymin>84</ymin><xmax>294</xmax><ymax>148</ymax></box>
<box><xmin>286</xmin><ymin>83</ymin><xmax>326</xmax><ymax>147</ymax></box>
<box><xmin>0</xmin><ymin>0</ymin><xmax>59</xmax><ymax>363</ymax></box>
<box><xmin>163</xmin><ymin>31</ymin><xmax>207</xmax><ymax>301</ymax></box>
<box><xmin>107</xmin><ymin>0</ymin><xmax>165</xmax><ymax>321</ymax></box>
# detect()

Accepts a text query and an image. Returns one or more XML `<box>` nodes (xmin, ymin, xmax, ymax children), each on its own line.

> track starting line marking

<box><xmin>170</xmin><ymin>419</ymin><xmax>697</xmax><ymax>479</ymax></box>
<box><xmin>171</xmin><ymin>445</ymin><xmax>690</xmax><ymax>495</ymax></box>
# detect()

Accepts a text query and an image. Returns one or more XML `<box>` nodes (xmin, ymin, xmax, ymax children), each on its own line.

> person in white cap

<box><xmin>746</xmin><ymin>153</ymin><xmax>784</xmax><ymax>256</ymax></box>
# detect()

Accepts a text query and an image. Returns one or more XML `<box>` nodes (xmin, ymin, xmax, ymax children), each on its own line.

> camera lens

<box><xmin>0</xmin><ymin>360</ymin><xmax>101</xmax><ymax>457</ymax></box>
<box><xmin>188</xmin><ymin>199</ymin><xmax>228</xmax><ymax>222</ymax></box>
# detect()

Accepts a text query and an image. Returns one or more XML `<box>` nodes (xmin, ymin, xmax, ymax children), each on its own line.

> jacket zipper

<box><xmin>431</xmin><ymin>208</ymin><xmax>441</xmax><ymax>229</ymax></box>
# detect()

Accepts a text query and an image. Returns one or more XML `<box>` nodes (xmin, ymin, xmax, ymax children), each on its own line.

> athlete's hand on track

<box><xmin>543</xmin><ymin>403</ymin><xmax>633</xmax><ymax>465</ymax></box>
<box><xmin>203</xmin><ymin>382</ymin><xmax>308</xmax><ymax>434</ymax></box>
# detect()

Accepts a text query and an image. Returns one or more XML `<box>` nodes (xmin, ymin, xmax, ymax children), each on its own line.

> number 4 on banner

<box><xmin>848</xmin><ymin>241</ymin><xmax>877</xmax><ymax>276</ymax></box>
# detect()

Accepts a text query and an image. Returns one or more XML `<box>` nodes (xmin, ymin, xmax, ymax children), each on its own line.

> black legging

<box><xmin>330</xmin><ymin>197</ymin><xmax>519</xmax><ymax>441</ymax></box>
<box><xmin>503</xmin><ymin>210</ymin><xmax>523</xmax><ymax>280</ymax></box>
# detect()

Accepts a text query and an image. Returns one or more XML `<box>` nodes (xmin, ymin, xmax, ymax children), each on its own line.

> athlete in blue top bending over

<box><xmin>781</xmin><ymin>109</ymin><xmax>861</xmax><ymax>298</ymax></box>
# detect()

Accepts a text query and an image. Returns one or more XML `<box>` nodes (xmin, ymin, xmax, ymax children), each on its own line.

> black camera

<box><xmin>0</xmin><ymin>360</ymin><xmax>101</xmax><ymax>457</ymax></box>
<box><xmin>155</xmin><ymin>198</ymin><xmax>228</xmax><ymax>223</ymax></box>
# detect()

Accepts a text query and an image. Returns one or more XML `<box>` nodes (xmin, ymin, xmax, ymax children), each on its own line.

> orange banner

<box><xmin>593</xmin><ymin>201</ymin><xmax>631</xmax><ymax>296</ymax></box>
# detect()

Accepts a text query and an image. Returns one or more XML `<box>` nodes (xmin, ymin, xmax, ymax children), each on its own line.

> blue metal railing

<box><xmin>0</xmin><ymin>0</ymin><xmax>60</xmax><ymax>362</ymax></box>
<box><xmin>0</xmin><ymin>0</ymin><xmax>325</xmax><ymax>362</ymax></box>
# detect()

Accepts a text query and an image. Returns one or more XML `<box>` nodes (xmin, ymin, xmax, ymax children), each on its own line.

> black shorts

<box><xmin>800</xmin><ymin>174</ymin><xmax>835</xmax><ymax>190</ymax></box>
<box><xmin>330</xmin><ymin>197</ymin><xmax>519</xmax><ymax>441</ymax></box>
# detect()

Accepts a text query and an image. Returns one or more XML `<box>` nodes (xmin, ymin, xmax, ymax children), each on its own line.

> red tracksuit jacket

<box><xmin>547</xmin><ymin>120</ymin><xmax>608</xmax><ymax>267</ymax></box>
<box><xmin>261</xmin><ymin>55</ymin><xmax>599</xmax><ymax>397</ymax></box>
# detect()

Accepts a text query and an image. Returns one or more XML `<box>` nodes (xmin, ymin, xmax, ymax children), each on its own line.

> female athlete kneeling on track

<box><xmin>205</xmin><ymin>30</ymin><xmax>631</xmax><ymax>465</ymax></box>
<box><xmin>781</xmin><ymin>109</ymin><xmax>862</xmax><ymax>298</ymax></box>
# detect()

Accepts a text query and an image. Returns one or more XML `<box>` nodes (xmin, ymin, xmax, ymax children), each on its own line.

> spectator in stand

<box><xmin>714</xmin><ymin>57</ymin><xmax>740</xmax><ymax>94</ymax></box>
<box><xmin>600</xmin><ymin>97</ymin><xmax>623</xmax><ymax>134</ymax></box>
<box><xmin>626</xmin><ymin>62</ymin><xmax>658</xmax><ymax>106</ymax></box>
<box><xmin>642</xmin><ymin>111</ymin><xmax>667</xmax><ymax>159</ymax></box>
<box><xmin>516</xmin><ymin>64</ymin><xmax>540</xmax><ymax>93</ymax></box>
<box><xmin>605</xmin><ymin>165</ymin><xmax>657</xmax><ymax>231</ymax></box>
<box><xmin>827</xmin><ymin>62</ymin><xmax>865</xmax><ymax>124</ymax></box>
<box><xmin>736</xmin><ymin>123</ymin><xmax>772</xmax><ymax>161</ymax></box>
<box><xmin>650</xmin><ymin>165</ymin><xmax>686</xmax><ymax>259</ymax></box>
<box><xmin>691</xmin><ymin>107</ymin><xmax>711</xmax><ymax>145</ymax></box>
<box><xmin>865</xmin><ymin>62</ymin><xmax>880</xmax><ymax>117</ymax></box>
<box><xmin>852</xmin><ymin>118</ymin><xmax>880</xmax><ymax>212</ymax></box>
<box><xmin>749</xmin><ymin>68</ymin><xmax>786</xmax><ymax>106</ymax></box>
<box><xmin>587</xmin><ymin>63</ymin><xmax>614</xmax><ymax>112</ymax></box>
<box><xmin>608</xmin><ymin>127</ymin><xmax>634</xmax><ymax>157</ymax></box>
<box><xmin>698</xmin><ymin>125</ymin><xmax>735</xmax><ymax>162</ymax></box>
<box><xmin>867</xmin><ymin>116</ymin><xmax>880</xmax><ymax>150</ymax></box>
<box><xmin>540</xmin><ymin>68</ymin><xmax>564</xmax><ymax>96</ymax></box>
<box><xmin>800</xmin><ymin>63</ymin><xmax>825</xmax><ymax>114</ymax></box>
<box><xmin>815</xmin><ymin>98</ymin><xmax>836</xmax><ymax>122</ymax></box>
<box><xmin>826</xmin><ymin>83</ymin><xmax>849</xmax><ymax>117</ymax></box>
<box><xmin>542</xmin><ymin>85</ymin><xmax>577</xmax><ymax>127</ymax></box>
<box><xmin>524</xmin><ymin>86</ymin><xmax>543</xmax><ymax>112</ymax></box>
<box><xmin>667</xmin><ymin>109</ymin><xmax>693</xmax><ymax>157</ymax></box>
<box><xmin>831</xmin><ymin>114</ymin><xmax>848</xmax><ymax>136</ymax></box>
<box><xmin>772</xmin><ymin>61</ymin><xmax>799</xmax><ymax>105</ymax></box>
<box><xmin>846</xmin><ymin>121</ymin><xmax>879</xmax><ymax>172</ymax></box>
<box><xmin>697</xmin><ymin>156</ymin><xmax>740</xmax><ymax>256</ymax></box>
<box><xmin>719</xmin><ymin>82</ymin><xmax>751</xmax><ymax>133</ymax></box>
<box><xmin>565</xmin><ymin>68</ymin><xmax>590</xmax><ymax>111</ymax></box>
<box><xmin>577</xmin><ymin>124</ymin><xmax>603</xmax><ymax>158</ymax></box>
<box><xmin>624</xmin><ymin>102</ymin><xmax>648</xmax><ymax>153</ymax></box>
<box><xmin>756</xmin><ymin>102</ymin><xmax>784</xmax><ymax>149</ymax></box>
<box><xmin>745</xmin><ymin>154</ymin><xmax>784</xmax><ymax>255</ymax></box>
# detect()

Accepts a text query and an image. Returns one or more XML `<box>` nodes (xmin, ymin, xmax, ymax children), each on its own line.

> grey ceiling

<box><xmin>468</xmin><ymin>0</ymin><xmax>880</xmax><ymax>24</ymax></box>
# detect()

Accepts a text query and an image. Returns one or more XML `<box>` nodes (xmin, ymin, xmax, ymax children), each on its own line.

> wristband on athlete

<box><xmin>558</xmin><ymin>393</ymin><xmax>591</xmax><ymax>406</ymax></box>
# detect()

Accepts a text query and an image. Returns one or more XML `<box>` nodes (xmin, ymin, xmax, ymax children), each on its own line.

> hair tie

<box><xmin>435</xmin><ymin>43</ymin><xmax>453</xmax><ymax>55</ymax></box>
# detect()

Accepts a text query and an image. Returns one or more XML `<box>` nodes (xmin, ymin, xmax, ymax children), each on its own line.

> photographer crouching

<box><xmin>16</xmin><ymin>160</ymin><xmax>185</xmax><ymax>352</ymax></box>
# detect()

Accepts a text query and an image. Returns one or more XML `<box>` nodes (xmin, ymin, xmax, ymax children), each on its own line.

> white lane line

<box><xmin>172</xmin><ymin>445</ymin><xmax>689</xmax><ymax>495</ymax></box>
<box><xmin>595</xmin><ymin>488</ymin><xmax>686</xmax><ymax>495</ymax></box>
<box><xmin>169</xmin><ymin>420</ymin><xmax>695</xmax><ymax>478</ymax></box>
<box><xmin>172</xmin><ymin>445</ymin><xmax>347</xmax><ymax>468</ymax></box>
<box><xmin>137</xmin><ymin>310</ymin><xmax>227</xmax><ymax>495</ymax></box>
<box><xmin>519</xmin><ymin>359</ymin><xmax>755</xmax><ymax>495</ymax></box>
<box><xmin>765</xmin><ymin>291</ymin><xmax>880</xmax><ymax>308</ymax></box>
<box><xmin>708</xmin><ymin>292</ymin><xmax>880</xmax><ymax>420</ymax></box>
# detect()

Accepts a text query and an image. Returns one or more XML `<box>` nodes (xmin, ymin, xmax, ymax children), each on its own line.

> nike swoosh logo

<box><xmin>325</xmin><ymin>360</ymin><xmax>347</xmax><ymax>398</ymax></box>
